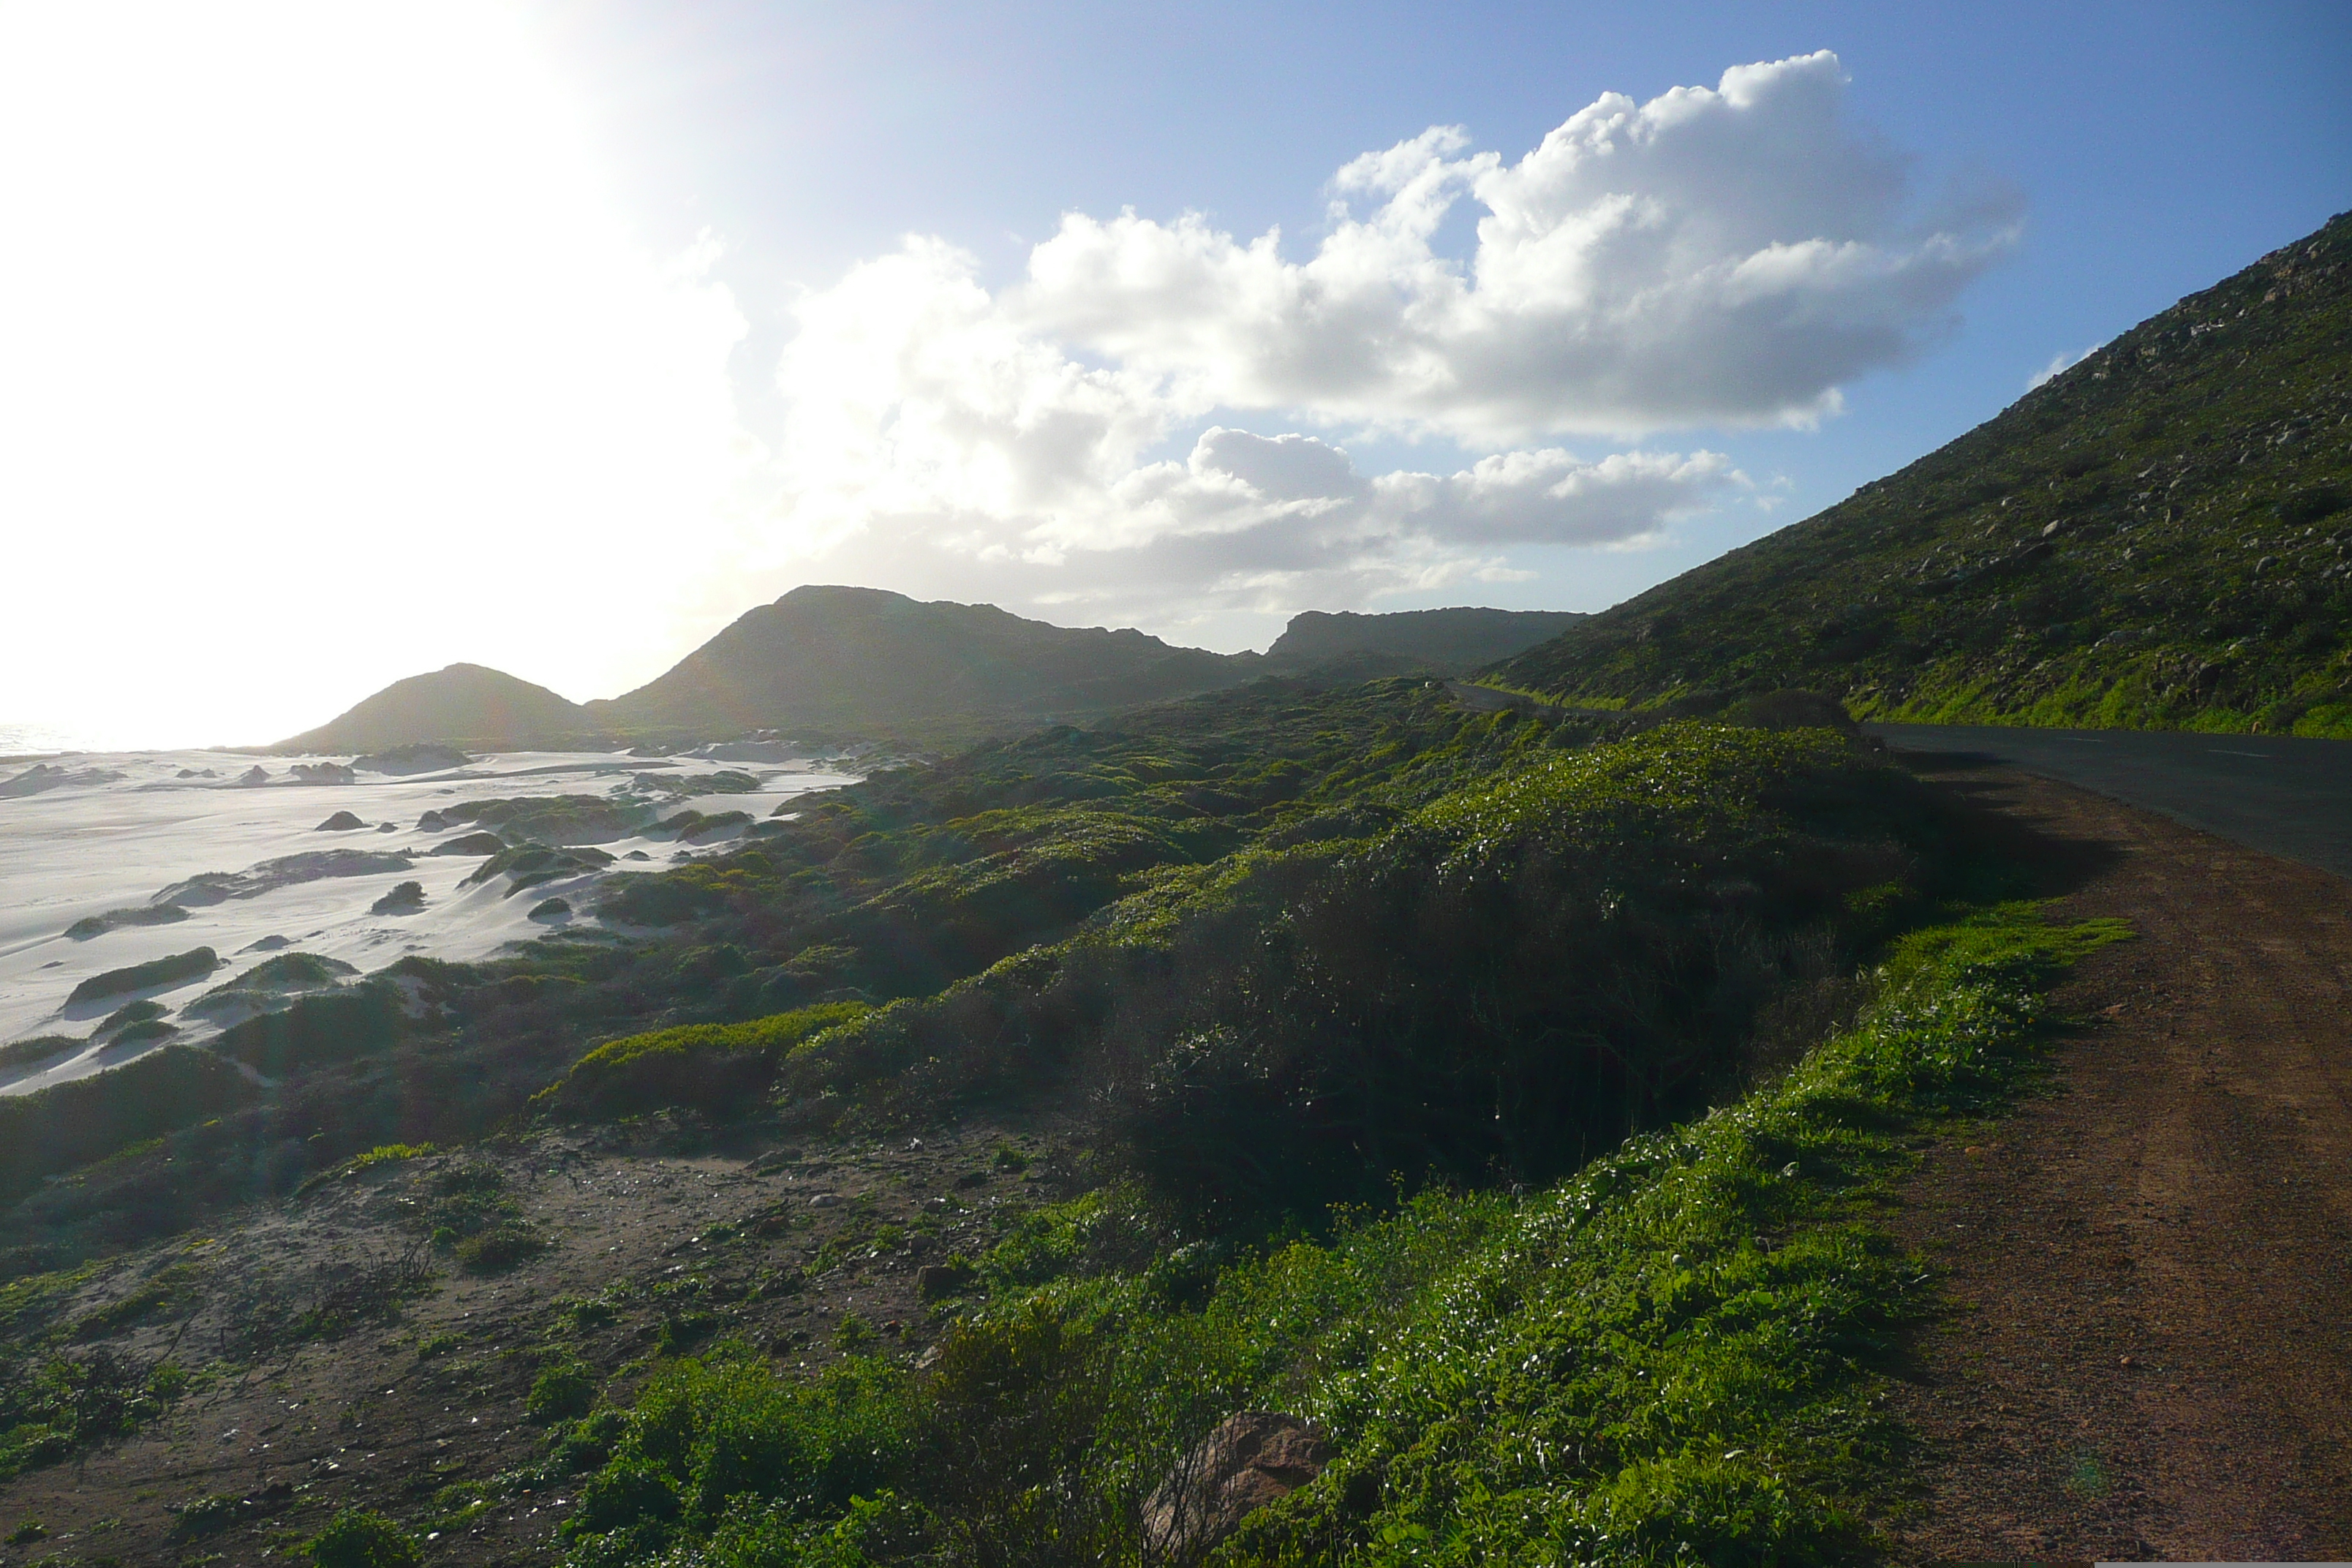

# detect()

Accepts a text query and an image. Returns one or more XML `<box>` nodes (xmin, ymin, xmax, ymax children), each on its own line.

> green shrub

<box><xmin>303</xmin><ymin>1508</ymin><xmax>423</xmax><ymax>1568</ymax></box>
<box><xmin>559</xmin><ymin>905</ymin><xmax>2122</xmax><ymax>1567</ymax></box>
<box><xmin>535</xmin><ymin>1002</ymin><xmax>870</xmax><ymax>1122</ymax></box>
<box><xmin>549</xmin><ymin>1408</ymin><xmax>630</xmax><ymax>1472</ymax></box>
<box><xmin>66</xmin><ymin>948</ymin><xmax>217</xmax><ymax>1005</ymax></box>
<box><xmin>562</xmin><ymin>1354</ymin><xmax>920</xmax><ymax>1553</ymax></box>
<box><xmin>528</xmin><ymin>1362</ymin><xmax>598</xmax><ymax>1424</ymax></box>
<box><xmin>785</xmin><ymin>724</ymin><xmax>1961</xmax><ymax>1219</ymax></box>
<box><xmin>453</xmin><ymin>1221</ymin><xmax>547</xmax><ymax>1274</ymax></box>
<box><xmin>0</xmin><ymin>1045</ymin><xmax>255</xmax><ymax>1205</ymax></box>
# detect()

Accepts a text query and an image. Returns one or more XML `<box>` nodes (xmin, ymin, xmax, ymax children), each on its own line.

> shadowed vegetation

<box><xmin>1497</xmin><ymin>211</ymin><xmax>2352</xmax><ymax>735</ymax></box>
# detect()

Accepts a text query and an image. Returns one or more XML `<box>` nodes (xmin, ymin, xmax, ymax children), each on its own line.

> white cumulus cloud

<box><xmin>752</xmin><ymin>50</ymin><xmax>2009</xmax><ymax>631</ymax></box>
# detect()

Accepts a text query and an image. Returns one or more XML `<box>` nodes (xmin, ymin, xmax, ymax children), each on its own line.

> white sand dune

<box><xmin>0</xmin><ymin>747</ymin><xmax>858</xmax><ymax>1094</ymax></box>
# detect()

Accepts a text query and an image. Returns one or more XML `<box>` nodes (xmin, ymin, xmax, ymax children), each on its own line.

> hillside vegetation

<box><xmin>0</xmin><ymin>649</ymin><xmax>2115</xmax><ymax>1564</ymax></box>
<box><xmin>273</xmin><ymin>598</ymin><xmax>1590</xmax><ymax>754</ymax></box>
<box><xmin>587</xmin><ymin>586</ymin><xmax>1259</xmax><ymax>749</ymax></box>
<box><xmin>276</xmin><ymin>663</ymin><xmax>595</xmax><ymax>753</ymax></box>
<box><xmin>1497</xmin><ymin>212</ymin><xmax>2352</xmax><ymax>736</ymax></box>
<box><xmin>1262</xmin><ymin>606</ymin><xmax>1585</xmax><ymax>672</ymax></box>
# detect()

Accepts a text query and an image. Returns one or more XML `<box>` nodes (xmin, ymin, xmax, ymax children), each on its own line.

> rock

<box><xmin>236</xmin><ymin>766</ymin><xmax>271</xmax><ymax>786</ymax></box>
<box><xmin>376</xmin><ymin>821</ymin><xmax>399</xmax><ymax>833</ymax></box>
<box><xmin>807</xmin><ymin>1193</ymin><xmax>840</xmax><ymax>1208</ymax></box>
<box><xmin>1142</xmin><ymin>1412</ymin><xmax>1333</xmax><ymax>1564</ymax></box>
<box><xmin>290</xmin><ymin>761</ymin><xmax>356</xmax><ymax>785</ymax></box>
<box><xmin>314</xmin><ymin>810</ymin><xmax>366</xmax><ymax>832</ymax></box>
<box><xmin>916</xmin><ymin>1261</ymin><xmax>978</xmax><ymax>1301</ymax></box>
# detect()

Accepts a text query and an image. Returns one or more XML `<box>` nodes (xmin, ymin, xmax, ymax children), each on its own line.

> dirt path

<box><xmin>1882</xmin><ymin>758</ymin><xmax>2352</xmax><ymax>1561</ymax></box>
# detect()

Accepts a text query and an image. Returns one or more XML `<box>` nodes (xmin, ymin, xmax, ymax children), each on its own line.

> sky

<box><xmin>1</xmin><ymin>1</ymin><xmax>2345</xmax><ymax>748</ymax></box>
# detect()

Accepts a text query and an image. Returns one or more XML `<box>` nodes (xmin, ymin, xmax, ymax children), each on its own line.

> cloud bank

<box><xmin>760</xmin><ymin>50</ymin><xmax>2015</xmax><ymax>627</ymax></box>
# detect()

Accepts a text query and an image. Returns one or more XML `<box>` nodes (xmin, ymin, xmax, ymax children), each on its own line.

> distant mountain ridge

<box><xmin>584</xmin><ymin>585</ymin><xmax>1257</xmax><ymax>747</ymax></box>
<box><xmin>272</xmin><ymin>593</ymin><xmax>1585</xmax><ymax>752</ymax></box>
<box><xmin>1492</xmin><ymin>211</ymin><xmax>2352</xmax><ymax>736</ymax></box>
<box><xmin>1267</xmin><ymin>608</ymin><xmax>1585</xmax><ymax>672</ymax></box>
<box><xmin>275</xmin><ymin>664</ymin><xmax>593</xmax><ymax>754</ymax></box>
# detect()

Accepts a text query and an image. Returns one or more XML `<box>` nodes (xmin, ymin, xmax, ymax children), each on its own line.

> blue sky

<box><xmin>1</xmin><ymin>1</ymin><xmax>2345</xmax><ymax>744</ymax></box>
<box><xmin>542</xmin><ymin>0</ymin><xmax>2349</xmax><ymax>609</ymax></box>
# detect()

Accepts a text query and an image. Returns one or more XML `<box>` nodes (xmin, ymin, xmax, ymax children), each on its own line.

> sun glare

<box><xmin>0</xmin><ymin>2</ymin><xmax>750</xmax><ymax>746</ymax></box>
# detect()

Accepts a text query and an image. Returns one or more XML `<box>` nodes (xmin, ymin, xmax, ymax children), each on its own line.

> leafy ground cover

<box><xmin>1496</xmin><ymin>212</ymin><xmax>2352</xmax><ymax>734</ymax></box>
<box><xmin>551</xmin><ymin>904</ymin><xmax>2125</xmax><ymax>1566</ymax></box>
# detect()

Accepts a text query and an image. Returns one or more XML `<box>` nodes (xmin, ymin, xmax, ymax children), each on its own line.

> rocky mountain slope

<box><xmin>1494</xmin><ymin>211</ymin><xmax>2352</xmax><ymax>736</ymax></box>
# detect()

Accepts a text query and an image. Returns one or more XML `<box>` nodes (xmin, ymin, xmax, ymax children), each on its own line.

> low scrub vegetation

<box><xmin>555</xmin><ymin>906</ymin><xmax>2123</xmax><ymax>1565</ymax></box>
<box><xmin>535</xmin><ymin>1002</ymin><xmax>871</xmax><ymax>1122</ymax></box>
<box><xmin>1499</xmin><ymin>212</ymin><xmax>2352</xmax><ymax>735</ymax></box>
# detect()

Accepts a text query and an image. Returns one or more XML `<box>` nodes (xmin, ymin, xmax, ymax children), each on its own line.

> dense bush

<box><xmin>562</xmin><ymin>1354</ymin><xmax>920</xmax><ymax>1561</ymax></box>
<box><xmin>535</xmin><ymin>1002</ymin><xmax>871</xmax><ymax>1121</ymax></box>
<box><xmin>65</xmin><ymin>947</ymin><xmax>218</xmax><ymax>1006</ymax></box>
<box><xmin>561</xmin><ymin>909</ymin><xmax>2120</xmax><ymax>1567</ymax></box>
<box><xmin>213</xmin><ymin>984</ymin><xmax>410</xmax><ymax>1077</ymax></box>
<box><xmin>303</xmin><ymin>1508</ymin><xmax>423</xmax><ymax>1568</ymax></box>
<box><xmin>780</xmin><ymin>724</ymin><xmax>1953</xmax><ymax>1217</ymax></box>
<box><xmin>0</xmin><ymin>1047</ymin><xmax>255</xmax><ymax>1205</ymax></box>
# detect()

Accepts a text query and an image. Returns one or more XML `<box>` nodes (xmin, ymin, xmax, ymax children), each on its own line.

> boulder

<box><xmin>1142</xmin><ymin>1412</ymin><xmax>1333</xmax><ymax>1564</ymax></box>
<box><xmin>915</xmin><ymin>1260</ymin><xmax>978</xmax><ymax>1301</ymax></box>
<box><xmin>314</xmin><ymin>810</ymin><xmax>366</xmax><ymax>832</ymax></box>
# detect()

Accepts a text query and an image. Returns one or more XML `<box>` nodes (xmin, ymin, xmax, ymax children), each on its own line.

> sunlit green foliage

<box><xmin>778</xmin><ymin>723</ymin><xmax>1958</xmax><ymax>1215</ymax></box>
<box><xmin>561</xmin><ymin>908</ymin><xmax>2122</xmax><ymax>1566</ymax></box>
<box><xmin>535</xmin><ymin>1002</ymin><xmax>871</xmax><ymax>1121</ymax></box>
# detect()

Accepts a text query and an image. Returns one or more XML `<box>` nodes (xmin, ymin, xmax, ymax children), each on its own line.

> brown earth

<box><xmin>1880</xmin><ymin>756</ymin><xmax>2352</xmax><ymax>1562</ymax></box>
<box><xmin>0</xmin><ymin>1116</ymin><xmax>1076</xmax><ymax>1567</ymax></box>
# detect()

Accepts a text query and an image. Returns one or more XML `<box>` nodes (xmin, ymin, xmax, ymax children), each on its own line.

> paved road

<box><xmin>1869</xmin><ymin>723</ymin><xmax>2352</xmax><ymax>882</ymax></box>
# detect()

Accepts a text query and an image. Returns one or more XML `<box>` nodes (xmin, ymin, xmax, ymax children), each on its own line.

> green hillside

<box><xmin>274</xmin><ymin>663</ymin><xmax>595</xmax><ymax>753</ymax></box>
<box><xmin>1496</xmin><ymin>211</ymin><xmax>2352</xmax><ymax>736</ymax></box>
<box><xmin>1264</xmin><ymin>606</ymin><xmax>1585</xmax><ymax>673</ymax></box>
<box><xmin>586</xmin><ymin>585</ymin><xmax>1260</xmax><ymax>747</ymax></box>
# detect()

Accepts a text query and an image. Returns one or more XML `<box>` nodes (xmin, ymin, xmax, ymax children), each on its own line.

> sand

<box><xmin>0</xmin><ymin>746</ymin><xmax>858</xmax><ymax>1094</ymax></box>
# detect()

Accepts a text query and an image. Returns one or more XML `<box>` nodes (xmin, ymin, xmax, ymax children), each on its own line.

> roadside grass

<box><xmin>554</xmin><ymin>902</ymin><xmax>2127</xmax><ymax>1567</ymax></box>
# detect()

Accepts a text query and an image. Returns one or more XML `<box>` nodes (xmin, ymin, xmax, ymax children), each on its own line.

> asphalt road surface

<box><xmin>1870</xmin><ymin>723</ymin><xmax>2352</xmax><ymax>882</ymax></box>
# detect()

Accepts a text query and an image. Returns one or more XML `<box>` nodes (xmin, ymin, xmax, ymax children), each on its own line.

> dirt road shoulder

<box><xmin>1880</xmin><ymin>759</ymin><xmax>2352</xmax><ymax>1561</ymax></box>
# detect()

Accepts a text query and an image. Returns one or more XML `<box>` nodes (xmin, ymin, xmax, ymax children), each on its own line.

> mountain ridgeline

<box><xmin>274</xmin><ymin>663</ymin><xmax>595</xmax><ymax>754</ymax></box>
<box><xmin>272</xmin><ymin>592</ymin><xmax>1583</xmax><ymax>752</ymax></box>
<box><xmin>1496</xmin><ymin>211</ymin><xmax>2352</xmax><ymax>736</ymax></box>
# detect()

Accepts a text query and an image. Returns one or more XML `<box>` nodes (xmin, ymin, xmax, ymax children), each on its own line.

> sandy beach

<box><xmin>0</xmin><ymin>745</ymin><xmax>857</xmax><ymax>1094</ymax></box>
